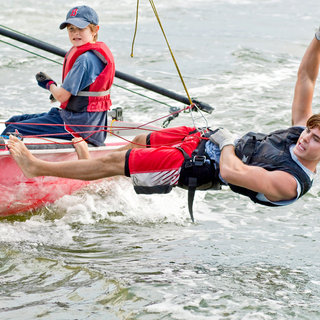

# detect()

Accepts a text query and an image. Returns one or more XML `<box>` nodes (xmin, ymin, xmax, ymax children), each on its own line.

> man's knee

<box><xmin>132</xmin><ymin>134</ymin><xmax>147</xmax><ymax>148</ymax></box>
<box><xmin>103</xmin><ymin>150</ymin><xmax>127</xmax><ymax>175</ymax></box>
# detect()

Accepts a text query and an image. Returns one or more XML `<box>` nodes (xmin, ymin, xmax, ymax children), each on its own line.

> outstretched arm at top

<box><xmin>292</xmin><ymin>36</ymin><xmax>320</xmax><ymax>126</ymax></box>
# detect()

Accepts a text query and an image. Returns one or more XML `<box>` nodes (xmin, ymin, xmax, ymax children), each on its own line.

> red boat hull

<box><xmin>0</xmin><ymin>121</ymin><xmax>159</xmax><ymax>216</ymax></box>
<box><xmin>0</xmin><ymin>152</ymin><xmax>97</xmax><ymax>216</ymax></box>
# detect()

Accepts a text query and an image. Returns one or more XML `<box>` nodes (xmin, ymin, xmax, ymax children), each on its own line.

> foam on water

<box><xmin>0</xmin><ymin>177</ymin><xmax>191</xmax><ymax>252</ymax></box>
<box><xmin>53</xmin><ymin>177</ymin><xmax>190</xmax><ymax>225</ymax></box>
<box><xmin>0</xmin><ymin>215</ymin><xmax>76</xmax><ymax>246</ymax></box>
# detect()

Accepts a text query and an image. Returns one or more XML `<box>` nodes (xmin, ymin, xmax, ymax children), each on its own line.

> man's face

<box><xmin>293</xmin><ymin>127</ymin><xmax>320</xmax><ymax>170</ymax></box>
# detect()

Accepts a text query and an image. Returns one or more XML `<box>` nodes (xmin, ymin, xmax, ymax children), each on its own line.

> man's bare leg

<box><xmin>72</xmin><ymin>137</ymin><xmax>90</xmax><ymax>160</ymax></box>
<box><xmin>71</xmin><ymin>133</ymin><xmax>148</xmax><ymax>160</ymax></box>
<box><xmin>8</xmin><ymin>135</ymin><xmax>127</xmax><ymax>180</ymax></box>
<box><xmin>8</xmin><ymin>136</ymin><xmax>40</xmax><ymax>178</ymax></box>
<box><xmin>70</xmin><ymin>133</ymin><xmax>147</xmax><ymax>160</ymax></box>
<box><xmin>116</xmin><ymin>133</ymin><xmax>148</xmax><ymax>151</ymax></box>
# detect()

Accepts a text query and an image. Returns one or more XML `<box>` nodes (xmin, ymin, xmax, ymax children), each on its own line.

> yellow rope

<box><xmin>109</xmin><ymin>118</ymin><xmax>117</xmax><ymax>136</ymax></box>
<box><xmin>131</xmin><ymin>0</ymin><xmax>140</xmax><ymax>57</ymax></box>
<box><xmin>131</xmin><ymin>0</ymin><xmax>193</xmax><ymax>106</ymax></box>
<box><xmin>149</xmin><ymin>0</ymin><xmax>193</xmax><ymax>105</ymax></box>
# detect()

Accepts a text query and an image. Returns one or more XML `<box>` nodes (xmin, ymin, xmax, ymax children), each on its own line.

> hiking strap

<box><xmin>187</xmin><ymin>177</ymin><xmax>197</xmax><ymax>223</ymax></box>
<box><xmin>176</xmin><ymin>145</ymin><xmax>212</xmax><ymax>223</ymax></box>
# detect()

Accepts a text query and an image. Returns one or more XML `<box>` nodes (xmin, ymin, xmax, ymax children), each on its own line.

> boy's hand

<box><xmin>36</xmin><ymin>72</ymin><xmax>57</xmax><ymax>90</ymax></box>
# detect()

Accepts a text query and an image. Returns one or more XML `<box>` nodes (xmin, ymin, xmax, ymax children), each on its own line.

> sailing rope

<box><xmin>131</xmin><ymin>0</ymin><xmax>140</xmax><ymax>58</ymax></box>
<box><xmin>130</xmin><ymin>0</ymin><xmax>210</xmax><ymax>131</ymax></box>
<box><xmin>131</xmin><ymin>0</ymin><xmax>193</xmax><ymax>106</ymax></box>
<box><xmin>0</xmin><ymin>39</ymin><xmax>61</xmax><ymax>64</ymax></box>
<box><xmin>0</xmin><ymin>104</ymin><xmax>192</xmax><ymax>147</ymax></box>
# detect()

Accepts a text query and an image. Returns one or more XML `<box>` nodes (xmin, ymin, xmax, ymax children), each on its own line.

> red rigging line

<box><xmin>0</xmin><ymin>104</ymin><xmax>191</xmax><ymax>130</ymax></box>
<box><xmin>1</xmin><ymin>104</ymin><xmax>195</xmax><ymax>141</ymax></box>
<box><xmin>1</xmin><ymin>104</ymin><xmax>210</xmax><ymax>148</ymax></box>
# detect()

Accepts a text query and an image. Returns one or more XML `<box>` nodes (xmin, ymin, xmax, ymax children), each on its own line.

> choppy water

<box><xmin>1</xmin><ymin>0</ymin><xmax>320</xmax><ymax>319</ymax></box>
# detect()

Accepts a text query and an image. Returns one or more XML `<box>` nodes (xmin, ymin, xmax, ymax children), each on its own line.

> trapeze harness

<box><xmin>60</xmin><ymin>42</ymin><xmax>115</xmax><ymax>113</ymax></box>
<box><xmin>177</xmin><ymin>127</ymin><xmax>313</xmax><ymax>221</ymax></box>
<box><xmin>176</xmin><ymin>129</ymin><xmax>222</xmax><ymax>222</ymax></box>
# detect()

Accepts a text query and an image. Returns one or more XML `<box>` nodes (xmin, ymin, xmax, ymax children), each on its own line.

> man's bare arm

<box><xmin>292</xmin><ymin>37</ymin><xmax>320</xmax><ymax>126</ymax></box>
<box><xmin>219</xmin><ymin>146</ymin><xmax>298</xmax><ymax>202</ymax></box>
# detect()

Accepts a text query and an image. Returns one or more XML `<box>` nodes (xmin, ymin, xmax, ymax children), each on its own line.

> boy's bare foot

<box><xmin>7</xmin><ymin>135</ymin><xmax>39</xmax><ymax>178</ymax></box>
<box><xmin>72</xmin><ymin>137</ymin><xmax>90</xmax><ymax>159</ymax></box>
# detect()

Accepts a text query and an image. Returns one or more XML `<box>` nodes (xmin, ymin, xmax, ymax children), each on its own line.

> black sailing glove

<box><xmin>36</xmin><ymin>72</ymin><xmax>57</xmax><ymax>90</ymax></box>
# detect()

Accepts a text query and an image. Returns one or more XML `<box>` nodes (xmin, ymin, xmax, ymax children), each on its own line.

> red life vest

<box><xmin>60</xmin><ymin>42</ymin><xmax>115</xmax><ymax>112</ymax></box>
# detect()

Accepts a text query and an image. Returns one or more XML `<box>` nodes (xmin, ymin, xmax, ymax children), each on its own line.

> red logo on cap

<box><xmin>70</xmin><ymin>9</ymin><xmax>78</xmax><ymax>17</ymax></box>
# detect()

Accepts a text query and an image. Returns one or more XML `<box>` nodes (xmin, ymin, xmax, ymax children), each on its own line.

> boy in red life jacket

<box><xmin>2</xmin><ymin>5</ymin><xmax>115</xmax><ymax>146</ymax></box>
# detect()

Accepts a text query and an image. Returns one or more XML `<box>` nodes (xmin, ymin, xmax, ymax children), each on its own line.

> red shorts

<box><xmin>147</xmin><ymin>126</ymin><xmax>197</xmax><ymax>147</ymax></box>
<box><xmin>125</xmin><ymin>126</ymin><xmax>202</xmax><ymax>194</ymax></box>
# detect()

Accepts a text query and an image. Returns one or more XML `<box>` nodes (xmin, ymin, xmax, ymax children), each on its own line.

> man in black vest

<box><xmin>7</xmin><ymin>32</ymin><xmax>320</xmax><ymax>211</ymax></box>
<box><xmin>208</xmin><ymin>33</ymin><xmax>320</xmax><ymax>207</ymax></box>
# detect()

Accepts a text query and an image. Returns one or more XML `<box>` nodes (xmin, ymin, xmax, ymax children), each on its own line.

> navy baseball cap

<box><xmin>59</xmin><ymin>6</ymin><xmax>99</xmax><ymax>30</ymax></box>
